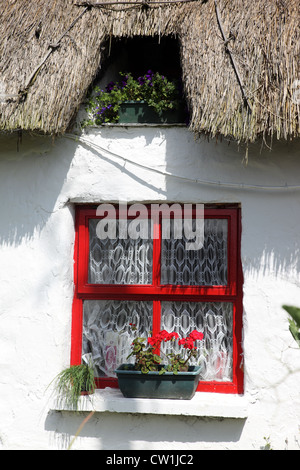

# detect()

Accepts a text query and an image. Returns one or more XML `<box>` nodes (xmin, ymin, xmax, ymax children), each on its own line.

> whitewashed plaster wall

<box><xmin>0</xmin><ymin>127</ymin><xmax>300</xmax><ymax>450</ymax></box>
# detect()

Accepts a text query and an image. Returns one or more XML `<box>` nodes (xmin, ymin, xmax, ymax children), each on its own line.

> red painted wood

<box><xmin>71</xmin><ymin>204</ymin><xmax>244</xmax><ymax>394</ymax></box>
<box><xmin>70</xmin><ymin>209</ymin><xmax>83</xmax><ymax>366</ymax></box>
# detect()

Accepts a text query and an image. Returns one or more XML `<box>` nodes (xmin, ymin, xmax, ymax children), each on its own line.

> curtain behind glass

<box><xmin>88</xmin><ymin>219</ymin><xmax>153</xmax><ymax>284</ymax></box>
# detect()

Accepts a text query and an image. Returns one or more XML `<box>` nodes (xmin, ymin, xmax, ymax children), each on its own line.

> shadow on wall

<box><xmin>0</xmin><ymin>132</ymin><xmax>75</xmax><ymax>247</ymax></box>
<box><xmin>45</xmin><ymin>410</ymin><xmax>246</xmax><ymax>450</ymax></box>
<box><xmin>241</xmin><ymin>195</ymin><xmax>300</xmax><ymax>282</ymax></box>
<box><xmin>163</xmin><ymin>133</ymin><xmax>300</xmax><ymax>283</ymax></box>
<box><xmin>0</xmin><ymin>132</ymin><xmax>76</xmax><ymax>364</ymax></box>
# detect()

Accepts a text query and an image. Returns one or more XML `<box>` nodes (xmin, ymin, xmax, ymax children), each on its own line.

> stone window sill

<box><xmin>53</xmin><ymin>388</ymin><xmax>248</xmax><ymax>419</ymax></box>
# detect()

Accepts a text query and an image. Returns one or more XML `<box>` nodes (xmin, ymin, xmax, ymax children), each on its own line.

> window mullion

<box><xmin>152</xmin><ymin>300</ymin><xmax>161</xmax><ymax>339</ymax></box>
<box><xmin>152</xmin><ymin>210</ymin><xmax>161</xmax><ymax>287</ymax></box>
<box><xmin>151</xmin><ymin>211</ymin><xmax>161</xmax><ymax>354</ymax></box>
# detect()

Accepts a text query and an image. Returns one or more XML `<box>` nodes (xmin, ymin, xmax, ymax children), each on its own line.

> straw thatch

<box><xmin>0</xmin><ymin>0</ymin><xmax>299</xmax><ymax>144</ymax></box>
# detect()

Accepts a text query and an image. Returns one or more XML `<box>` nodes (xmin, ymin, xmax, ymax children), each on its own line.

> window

<box><xmin>71</xmin><ymin>204</ymin><xmax>243</xmax><ymax>394</ymax></box>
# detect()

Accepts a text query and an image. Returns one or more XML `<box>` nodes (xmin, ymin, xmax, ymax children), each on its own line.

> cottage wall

<box><xmin>0</xmin><ymin>128</ymin><xmax>300</xmax><ymax>450</ymax></box>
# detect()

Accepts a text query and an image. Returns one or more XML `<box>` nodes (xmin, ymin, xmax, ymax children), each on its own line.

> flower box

<box><xmin>118</xmin><ymin>101</ymin><xmax>185</xmax><ymax>124</ymax></box>
<box><xmin>115</xmin><ymin>364</ymin><xmax>201</xmax><ymax>400</ymax></box>
<box><xmin>83</xmin><ymin>70</ymin><xmax>187</xmax><ymax>126</ymax></box>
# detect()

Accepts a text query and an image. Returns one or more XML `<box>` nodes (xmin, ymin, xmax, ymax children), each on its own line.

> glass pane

<box><xmin>82</xmin><ymin>299</ymin><xmax>153</xmax><ymax>377</ymax></box>
<box><xmin>88</xmin><ymin>219</ymin><xmax>153</xmax><ymax>284</ymax></box>
<box><xmin>161</xmin><ymin>301</ymin><xmax>233</xmax><ymax>381</ymax></box>
<box><xmin>161</xmin><ymin>218</ymin><xmax>228</xmax><ymax>285</ymax></box>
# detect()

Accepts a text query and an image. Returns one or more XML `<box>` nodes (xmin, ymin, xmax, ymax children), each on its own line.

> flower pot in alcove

<box><xmin>118</xmin><ymin>101</ymin><xmax>185</xmax><ymax>124</ymax></box>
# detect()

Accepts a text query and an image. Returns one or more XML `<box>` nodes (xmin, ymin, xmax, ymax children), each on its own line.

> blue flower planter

<box><xmin>115</xmin><ymin>364</ymin><xmax>201</xmax><ymax>400</ymax></box>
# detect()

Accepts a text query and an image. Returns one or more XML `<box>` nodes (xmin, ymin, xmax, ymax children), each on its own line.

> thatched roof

<box><xmin>0</xmin><ymin>0</ymin><xmax>299</xmax><ymax>144</ymax></box>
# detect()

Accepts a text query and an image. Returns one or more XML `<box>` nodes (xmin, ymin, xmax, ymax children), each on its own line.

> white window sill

<box><xmin>84</xmin><ymin>123</ymin><xmax>186</xmax><ymax>129</ymax></box>
<box><xmin>53</xmin><ymin>388</ymin><xmax>248</xmax><ymax>419</ymax></box>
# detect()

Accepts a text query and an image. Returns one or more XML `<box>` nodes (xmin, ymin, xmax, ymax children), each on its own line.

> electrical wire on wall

<box><xmin>65</xmin><ymin>133</ymin><xmax>300</xmax><ymax>192</ymax></box>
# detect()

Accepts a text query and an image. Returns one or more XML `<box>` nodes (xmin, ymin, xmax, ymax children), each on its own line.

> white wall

<box><xmin>0</xmin><ymin>127</ymin><xmax>300</xmax><ymax>450</ymax></box>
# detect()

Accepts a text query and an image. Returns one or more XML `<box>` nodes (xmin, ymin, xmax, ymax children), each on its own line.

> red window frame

<box><xmin>71</xmin><ymin>204</ymin><xmax>243</xmax><ymax>394</ymax></box>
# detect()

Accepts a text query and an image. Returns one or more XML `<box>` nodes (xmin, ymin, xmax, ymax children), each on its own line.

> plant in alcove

<box><xmin>82</xmin><ymin>70</ymin><xmax>183</xmax><ymax>125</ymax></box>
<box><xmin>50</xmin><ymin>361</ymin><xmax>96</xmax><ymax>412</ymax></box>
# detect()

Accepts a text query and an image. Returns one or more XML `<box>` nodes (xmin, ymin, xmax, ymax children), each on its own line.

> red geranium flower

<box><xmin>128</xmin><ymin>324</ymin><xmax>204</xmax><ymax>374</ymax></box>
<box><xmin>189</xmin><ymin>330</ymin><xmax>204</xmax><ymax>341</ymax></box>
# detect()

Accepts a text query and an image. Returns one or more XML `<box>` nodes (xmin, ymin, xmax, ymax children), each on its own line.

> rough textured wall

<box><xmin>0</xmin><ymin>128</ymin><xmax>300</xmax><ymax>449</ymax></box>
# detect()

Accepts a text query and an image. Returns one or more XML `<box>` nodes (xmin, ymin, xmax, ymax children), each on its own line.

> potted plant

<box><xmin>83</xmin><ymin>70</ymin><xmax>185</xmax><ymax>125</ymax></box>
<box><xmin>115</xmin><ymin>324</ymin><xmax>203</xmax><ymax>399</ymax></box>
<box><xmin>50</xmin><ymin>360</ymin><xmax>96</xmax><ymax>411</ymax></box>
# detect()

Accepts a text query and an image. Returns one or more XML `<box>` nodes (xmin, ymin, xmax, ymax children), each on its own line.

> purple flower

<box><xmin>145</xmin><ymin>70</ymin><xmax>154</xmax><ymax>82</ymax></box>
<box><xmin>106</xmin><ymin>81</ymin><xmax>116</xmax><ymax>92</ymax></box>
<box><xmin>137</xmin><ymin>76</ymin><xmax>146</xmax><ymax>85</ymax></box>
<box><xmin>96</xmin><ymin>104</ymin><xmax>112</xmax><ymax>116</ymax></box>
<box><xmin>121</xmin><ymin>75</ymin><xmax>129</xmax><ymax>89</ymax></box>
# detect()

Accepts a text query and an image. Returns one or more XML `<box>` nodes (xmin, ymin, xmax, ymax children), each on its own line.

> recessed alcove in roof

<box><xmin>95</xmin><ymin>35</ymin><xmax>183</xmax><ymax>89</ymax></box>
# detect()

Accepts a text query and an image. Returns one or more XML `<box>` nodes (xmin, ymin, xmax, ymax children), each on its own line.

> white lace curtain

<box><xmin>161</xmin><ymin>218</ymin><xmax>228</xmax><ymax>285</ymax></box>
<box><xmin>160</xmin><ymin>301</ymin><xmax>233</xmax><ymax>381</ymax></box>
<box><xmin>82</xmin><ymin>300</ymin><xmax>153</xmax><ymax>377</ymax></box>
<box><xmin>88</xmin><ymin>218</ymin><xmax>228</xmax><ymax>286</ymax></box>
<box><xmin>82</xmin><ymin>300</ymin><xmax>233</xmax><ymax>381</ymax></box>
<box><xmin>83</xmin><ymin>217</ymin><xmax>232</xmax><ymax>381</ymax></box>
<box><xmin>89</xmin><ymin>219</ymin><xmax>153</xmax><ymax>284</ymax></box>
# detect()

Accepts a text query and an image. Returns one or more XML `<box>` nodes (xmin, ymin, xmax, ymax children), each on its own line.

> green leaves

<box><xmin>282</xmin><ymin>305</ymin><xmax>300</xmax><ymax>347</ymax></box>
<box><xmin>127</xmin><ymin>334</ymin><xmax>163</xmax><ymax>374</ymax></box>
<box><xmin>127</xmin><ymin>324</ymin><xmax>204</xmax><ymax>375</ymax></box>
<box><xmin>50</xmin><ymin>364</ymin><xmax>96</xmax><ymax>412</ymax></box>
<box><xmin>152</xmin><ymin>354</ymin><xmax>161</xmax><ymax>363</ymax></box>
<box><xmin>83</xmin><ymin>70</ymin><xmax>181</xmax><ymax>125</ymax></box>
